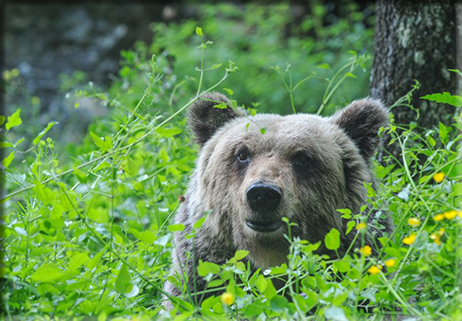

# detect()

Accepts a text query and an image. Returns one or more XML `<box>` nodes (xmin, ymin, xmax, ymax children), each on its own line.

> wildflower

<box><xmin>433</xmin><ymin>214</ymin><xmax>445</xmax><ymax>222</ymax></box>
<box><xmin>368</xmin><ymin>265</ymin><xmax>382</xmax><ymax>275</ymax></box>
<box><xmin>430</xmin><ymin>228</ymin><xmax>444</xmax><ymax>246</ymax></box>
<box><xmin>444</xmin><ymin>210</ymin><xmax>457</xmax><ymax>220</ymax></box>
<box><xmin>356</xmin><ymin>222</ymin><xmax>366</xmax><ymax>230</ymax></box>
<box><xmin>385</xmin><ymin>259</ymin><xmax>396</xmax><ymax>267</ymax></box>
<box><xmin>408</xmin><ymin>218</ymin><xmax>421</xmax><ymax>227</ymax></box>
<box><xmin>433</xmin><ymin>172</ymin><xmax>444</xmax><ymax>183</ymax></box>
<box><xmin>360</xmin><ymin>245</ymin><xmax>372</xmax><ymax>256</ymax></box>
<box><xmin>221</xmin><ymin>292</ymin><xmax>235</xmax><ymax>305</ymax></box>
<box><xmin>403</xmin><ymin>234</ymin><xmax>416</xmax><ymax>245</ymax></box>
<box><xmin>458</xmin><ymin>211</ymin><xmax>462</xmax><ymax>218</ymax></box>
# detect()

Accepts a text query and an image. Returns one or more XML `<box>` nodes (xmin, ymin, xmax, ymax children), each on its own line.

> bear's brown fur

<box><xmin>165</xmin><ymin>93</ymin><xmax>393</xmax><ymax>306</ymax></box>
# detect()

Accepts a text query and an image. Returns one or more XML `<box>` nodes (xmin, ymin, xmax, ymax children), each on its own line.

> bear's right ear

<box><xmin>187</xmin><ymin>92</ymin><xmax>241</xmax><ymax>147</ymax></box>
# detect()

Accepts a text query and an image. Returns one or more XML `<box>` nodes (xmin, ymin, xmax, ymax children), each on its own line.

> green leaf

<box><xmin>213</xmin><ymin>103</ymin><xmax>228</xmax><ymax>109</ymax></box>
<box><xmin>115</xmin><ymin>263</ymin><xmax>132</xmax><ymax>294</ymax></box>
<box><xmin>155</xmin><ymin>127</ymin><xmax>182</xmax><ymax>137</ymax></box>
<box><xmin>333</xmin><ymin>259</ymin><xmax>350</xmax><ymax>273</ymax></box>
<box><xmin>325</xmin><ymin>228</ymin><xmax>340</xmax><ymax>251</ymax></box>
<box><xmin>0</xmin><ymin>115</ymin><xmax>5</xmax><ymax>126</ymax></box>
<box><xmin>68</xmin><ymin>252</ymin><xmax>90</xmax><ymax>271</ymax></box>
<box><xmin>5</xmin><ymin>109</ymin><xmax>22</xmax><ymax>130</ymax></box>
<box><xmin>193</xmin><ymin>216</ymin><xmax>206</xmax><ymax>229</ymax></box>
<box><xmin>168</xmin><ymin>223</ymin><xmax>185</xmax><ymax>232</ymax></box>
<box><xmin>86</xmin><ymin>248</ymin><xmax>106</xmax><ymax>270</ymax></box>
<box><xmin>346</xmin><ymin>220</ymin><xmax>355</xmax><ymax>235</ymax></box>
<box><xmin>90</xmin><ymin>132</ymin><xmax>112</xmax><ymax>152</ymax></box>
<box><xmin>421</xmin><ymin>92</ymin><xmax>462</xmax><ymax>107</ymax></box>
<box><xmin>438</xmin><ymin>122</ymin><xmax>448</xmax><ymax>144</ymax></box>
<box><xmin>452</xmin><ymin>183</ymin><xmax>462</xmax><ymax>196</ymax></box>
<box><xmin>2</xmin><ymin>151</ymin><xmax>15</xmax><ymax>168</ymax></box>
<box><xmin>73</xmin><ymin>167</ymin><xmax>88</xmax><ymax>183</ymax></box>
<box><xmin>336</xmin><ymin>208</ymin><xmax>351</xmax><ymax>219</ymax></box>
<box><xmin>345</xmin><ymin>72</ymin><xmax>357</xmax><ymax>78</ymax></box>
<box><xmin>195</xmin><ymin>26</ymin><xmax>203</xmax><ymax>37</ymax></box>
<box><xmin>33</xmin><ymin>122</ymin><xmax>57</xmax><ymax>145</ymax></box>
<box><xmin>317</xmin><ymin>63</ymin><xmax>330</xmax><ymax>69</ymax></box>
<box><xmin>87</xmin><ymin>207</ymin><xmax>109</xmax><ymax>224</ymax></box>
<box><xmin>31</xmin><ymin>263</ymin><xmax>65</xmax><ymax>283</ymax></box>
<box><xmin>197</xmin><ymin>260</ymin><xmax>220</xmax><ymax>276</ymax></box>
<box><xmin>223</xmin><ymin>88</ymin><xmax>233</xmax><ymax>95</ymax></box>
<box><xmin>234</xmin><ymin>250</ymin><xmax>249</xmax><ymax>261</ymax></box>
<box><xmin>256</xmin><ymin>274</ymin><xmax>267</xmax><ymax>293</ymax></box>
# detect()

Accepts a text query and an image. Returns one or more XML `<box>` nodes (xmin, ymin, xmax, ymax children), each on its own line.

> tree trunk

<box><xmin>370</xmin><ymin>0</ymin><xmax>458</xmax><ymax>158</ymax></box>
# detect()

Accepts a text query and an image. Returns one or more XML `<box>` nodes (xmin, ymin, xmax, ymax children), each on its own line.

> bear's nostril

<box><xmin>246</xmin><ymin>183</ymin><xmax>282</xmax><ymax>211</ymax></box>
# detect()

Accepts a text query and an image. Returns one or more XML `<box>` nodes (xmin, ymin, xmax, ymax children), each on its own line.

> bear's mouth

<box><xmin>246</xmin><ymin>219</ymin><xmax>282</xmax><ymax>233</ymax></box>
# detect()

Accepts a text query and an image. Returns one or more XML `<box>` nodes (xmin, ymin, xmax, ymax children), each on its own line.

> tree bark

<box><xmin>370</xmin><ymin>0</ymin><xmax>458</xmax><ymax>153</ymax></box>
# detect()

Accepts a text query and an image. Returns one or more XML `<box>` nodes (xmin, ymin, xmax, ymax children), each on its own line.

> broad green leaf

<box><xmin>452</xmin><ymin>183</ymin><xmax>462</xmax><ymax>196</ymax></box>
<box><xmin>5</xmin><ymin>109</ymin><xmax>22</xmax><ymax>130</ymax></box>
<box><xmin>115</xmin><ymin>263</ymin><xmax>132</xmax><ymax>294</ymax></box>
<box><xmin>31</xmin><ymin>263</ymin><xmax>65</xmax><ymax>283</ymax></box>
<box><xmin>68</xmin><ymin>252</ymin><xmax>90</xmax><ymax>271</ymax></box>
<box><xmin>256</xmin><ymin>274</ymin><xmax>267</xmax><ymax>293</ymax></box>
<box><xmin>33</xmin><ymin>121</ymin><xmax>57</xmax><ymax>145</ymax></box>
<box><xmin>195</xmin><ymin>26</ymin><xmax>203</xmax><ymax>37</ymax></box>
<box><xmin>198</xmin><ymin>261</ymin><xmax>220</xmax><ymax>276</ymax></box>
<box><xmin>333</xmin><ymin>259</ymin><xmax>350</xmax><ymax>273</ymax></box>
<box><xmin>234</xmin><ymin>250</ymin><xmax>249</xmax><ymax>261</ymax></box>
<box><xmin>325</xmin><ymin>228</ymin><xmax>340</xmax><ymax>251</ymax></box>
<box><xmin>2</xmin><ymin>151</ymin><xmax>14</xmax><ymax>168</ymax></box>
<box><xmin>421</xmin><ymin>92</ymin><xmax>462</xmax><ymax>107</ymax></box>
<box><xmin>87</xmin><ymin>207</ymin><xmax>109</xmax><ymax>224</ymax></box>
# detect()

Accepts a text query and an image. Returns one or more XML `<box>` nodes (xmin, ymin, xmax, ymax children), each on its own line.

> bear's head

<box><xmin>187</xmin><ymin>93</ymin><xmax>388</xmax><ymax>268</ymax></box>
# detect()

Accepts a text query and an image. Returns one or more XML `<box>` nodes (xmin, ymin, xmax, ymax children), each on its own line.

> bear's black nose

<box><xmin>246</xmin><ymin>183</ymin><xmax>282</xmax><ymax>211</ymax></box>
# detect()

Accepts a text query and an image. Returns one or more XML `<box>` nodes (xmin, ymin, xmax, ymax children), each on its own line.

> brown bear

<box><xmin>164</xmin><ymin>92</ymin><xmax>393</xmax><ymax>306</ymax></box>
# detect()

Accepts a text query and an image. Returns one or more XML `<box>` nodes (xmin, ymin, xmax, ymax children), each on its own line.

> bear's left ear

<box><xmin>330</xmin><ymin>98</ymin><xmax>389</xmax><ymax>160</ymax></box>
<box><xmin>187</xmin><ymin>92</ymin><xmax>242</xmax><ymax>147</ymax></box>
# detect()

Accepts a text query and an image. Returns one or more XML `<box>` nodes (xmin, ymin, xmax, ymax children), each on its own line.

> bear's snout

<box><xmin>246</xmin><ymin>182</ymin><xmax>282</xmax><ymax>211</ymax></box>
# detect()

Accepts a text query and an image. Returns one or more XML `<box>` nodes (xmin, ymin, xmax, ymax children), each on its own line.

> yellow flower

<box><xmin>221</xmin><ymin>292</ymin><xmax>235</xmax><ymax>305</ymax></box>
<box><xmin>430</xmin><ymin>233</ymin><xmax>442</xmax><ymax>246</ymax></box>
<box><xmin>407</xmin><ymin>218</ymin><xmax>421</xmax><ymax>227</ymax></box>
<box><xmin>458</xmin><ymin>211</ymin><xmax>462</xmax><ymax>218</ymax></box>
<box><xmin>430</xmin><ymin>228</ymin><xmax>444</xmax><ymax>246</ymax></box>
<box><xmin>403</xmin><ymin>234</ymin><xmax>416</xmax><ymax>245</ymax></box>
<box><xmin>356</xmin><ymin>222</ymin><xmax>366</xmax><ymax>230</ymax></box>
<box><xmin>444</xmin><ymin>210</ymin><xmax>457</xmax><ymax>220</ymax></box>
<box><xmin>368</xmin><ymin>265</ymin><xmax>382</xmax><ymax>275</ymax></box>
<box><xmin>385</xmin><ymin>259</ymin><xmax>396</xmax><ymax>267</ymax></box>
<box><xmin>360</xmin><ymin>245</ymin><xmax>372</xmax><ymax>256</ymax></box>
<box><xmin>433</xmin><ymin>172</ymin><xmax>444</xmax><ymax>183</ymax></box>
<box><xmin>433</xmin><ymin>214</ymin><xmax>445</xmax><ymax>222</ymax></box>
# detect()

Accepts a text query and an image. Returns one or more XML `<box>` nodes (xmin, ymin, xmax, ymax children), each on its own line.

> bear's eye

<box><xmin>292</xmin><ymin>151</ymin><xmax>311</xmax><ymax>167</ymax></box>
<box><xmin>237</xmin><ymin>152</ymin><xmax>250</xmax><ymax>163</ymax></box>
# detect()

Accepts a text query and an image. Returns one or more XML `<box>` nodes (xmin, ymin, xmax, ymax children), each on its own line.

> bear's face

<box><xmin>187</xmin><ymin>93</ymin><xmax>388</xmax><ymax>268</ymax></box>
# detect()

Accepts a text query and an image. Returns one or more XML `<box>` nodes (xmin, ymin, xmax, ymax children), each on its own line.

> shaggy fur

<box><xmin>164</xmin><ymin>93</ymin><xmax>393</xmax><ymax>307</ymax></box>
